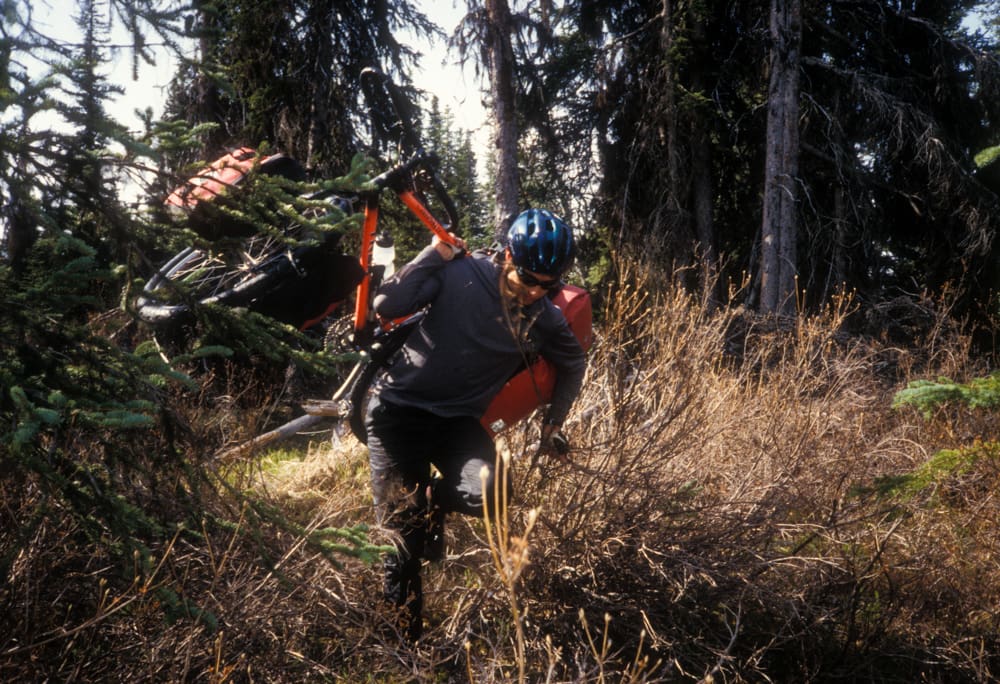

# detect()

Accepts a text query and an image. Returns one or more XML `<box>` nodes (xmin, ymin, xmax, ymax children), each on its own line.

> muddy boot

<box><xmin>383</xmin><ymin>552</ymin><xmax>423</xmax><ymax>642</ymax></box>
<box><xmin>423</xmin><ymin>504</ymin><xmax>446</xmax><ymax>562</ymax></box>
<box><xmin>423</xmin><ymin>479</ymin><xmax>447</xmax><ymax>562</ymax></box>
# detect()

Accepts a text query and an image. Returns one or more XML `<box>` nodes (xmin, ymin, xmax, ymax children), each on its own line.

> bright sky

<box><xmin>31</xmin><ymin>1</ymin><xmax>490</xmax><ymax>161</ymax></box>
<box><xmin>411</xmin><ymin>1</ymin><xmax>489</xmax><ymax>137</ymax></box>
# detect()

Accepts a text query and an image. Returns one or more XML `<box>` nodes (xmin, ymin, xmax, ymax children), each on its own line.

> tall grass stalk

<box><xmin>480</xmin><ymin>453</ymin><xmax>538</xmax><ymax>684</ymax></box>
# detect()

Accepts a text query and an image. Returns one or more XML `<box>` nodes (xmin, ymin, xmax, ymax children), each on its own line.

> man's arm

<box><xmin>539</xmin><ymin>315</ymin><xmax>587</xmax><ymax>428</ymax></box>
<box><xmin>537</xmin><ymin>319</ymin><xmax>586</xmax><ymax>458</ymax></box>
<box><xmin>373</xmin><ymin>235</ymin><xmax>465</xmax><ymax>319</ymax></box>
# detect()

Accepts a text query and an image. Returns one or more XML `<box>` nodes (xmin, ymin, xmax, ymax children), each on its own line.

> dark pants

<box><xmin>366</xmin><ymin>397</ymin><xmax>509</xmax><ymax>640</ymax></box>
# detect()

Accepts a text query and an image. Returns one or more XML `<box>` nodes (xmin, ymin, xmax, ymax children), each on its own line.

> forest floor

<box><xmin>4</xmin><ymin>264</ymin><xmax>1000</xmax><ymax>682</ymax></box>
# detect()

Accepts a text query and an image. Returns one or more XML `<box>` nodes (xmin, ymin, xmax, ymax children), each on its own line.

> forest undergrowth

<box><xmin>3</xmin><ymin>255</ymin><xmax>1000</xmax><ymax>683</ymax></box>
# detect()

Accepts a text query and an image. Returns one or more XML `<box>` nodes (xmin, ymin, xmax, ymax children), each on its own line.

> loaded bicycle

<box><xmin>137</xmin><ymin>69</ymin><xmax>592</xmax><ymax>454</ymax></box>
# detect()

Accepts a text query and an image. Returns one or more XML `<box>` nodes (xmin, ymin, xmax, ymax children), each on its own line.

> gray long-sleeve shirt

<box><xmin>372</xmin><ymin>245</ymin><xmax>586</xmax><ymax>425</ymax></box>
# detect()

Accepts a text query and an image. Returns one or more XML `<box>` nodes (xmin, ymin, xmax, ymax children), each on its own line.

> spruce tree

<box><xmin>1</xmin><ymin>5</ymin><xmax>383</xmax><ymax>669</ymax></box>
<box><xmin>1</xmin><ymin>0</ymin><xmax>203</xmax><ymax>616</ymax></box>
<box><xmin>541</xmin><ymin>0</ymin><xmax>1000</xmax><ymax>322</ymax></box>
<box><xmin>423</xmin><ymin>95</ymin><xmax>486</xmax><ymax>242</ymax></box>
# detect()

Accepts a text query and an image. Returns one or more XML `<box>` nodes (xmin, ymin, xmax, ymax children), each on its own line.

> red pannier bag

<box><xmin>165</xmin><ymin>147</ymin><xmax>301</xmax><ymax>210</ymax></box>
<box><xmin>164</xmin><ymin>147</ymin><xmax>305</xmax><ymax>239</ymax></box>
<box><xmin>481</xmin><ymin>284</ymin><xmax>593</xmax><ymax>436</ymax></box>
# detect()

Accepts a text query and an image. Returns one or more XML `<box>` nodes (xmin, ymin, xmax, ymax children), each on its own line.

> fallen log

<box><xmin>217</xmin><ymin>414</ymin><xmax>329</xmax><ymax>460</ymax></box>
<box><xmin>217</xmin><ymin>358</ymin><xmax>365</xmax><ymax>459</ymax></box>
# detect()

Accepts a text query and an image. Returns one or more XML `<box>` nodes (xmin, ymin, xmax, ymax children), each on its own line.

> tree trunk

<box><xmin>660</xmin><ymin>0</ymin><xmax>679</xmax><ymax>207</ymax></box>
<box><xmin>3</xmin><ymin>182</ymin><xmax>36</xmax><ymax>273</ymax></box>
<box><xmin>306</xmin><ymin>0</ymin><xmax>334</xmax><ymax>168</ymax></box>
<box><xmin>829</xmin><ymin>186</ymin><xmax>848</xmax><ymax>301</ymax></box>
<box><xmin>194</xmin><ymin>4</ymin><xmax>224</xmax><ymax>154</ymax></box>
<box><xmin>759</xmin><ymin>0</ymin><xmax>802</xmax><ymax>316</ymax></box>
<box><xmin>688</xmin><ymin>3</ymin><xmax>718</xmax><ymax>308</ymax></box>
<box><xmin>486</xmin><ymin>0</ymin><xmax>520</xmax><ymax>240</ymax></box>
<box><xmin>658</xmin><ymin>0</ymin><xmax>689</xmax><ymax>265</ymax></box>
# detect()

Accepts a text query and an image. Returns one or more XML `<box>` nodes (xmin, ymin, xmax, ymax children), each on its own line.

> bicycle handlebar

<box><xmin>359</xmin><ymin>67</ymin><xmax>461</xmax><ymax>232</ymax></box>
<box><xmin>368</xmin><ymin>153</ymin><xmax>437</xmax><ymax>192</ymax></box>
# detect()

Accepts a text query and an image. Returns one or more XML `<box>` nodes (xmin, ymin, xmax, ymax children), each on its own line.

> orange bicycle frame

<box><xmin>352</xmin><ymin>187</ymin><xmax>460</xmax><ymax>340</ymax></box>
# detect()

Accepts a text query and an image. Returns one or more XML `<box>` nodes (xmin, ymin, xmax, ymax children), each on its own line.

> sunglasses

<box><xmin>515</xmin><ymin>266</ymin><xmax>560</xmax><ymax>290</ymax></box>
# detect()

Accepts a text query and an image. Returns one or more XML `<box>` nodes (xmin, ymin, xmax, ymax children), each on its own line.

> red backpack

<box><xmin>481</xmin><ymin>284</ymin><xmax>593</xmax><ymax>436</ymax></box>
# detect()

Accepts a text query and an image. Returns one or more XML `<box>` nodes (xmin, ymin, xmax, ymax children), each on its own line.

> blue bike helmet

<box><xmin>506</xmin><ymin>209</ymin><xmax>575</xmax><ymax>277</ymax></box>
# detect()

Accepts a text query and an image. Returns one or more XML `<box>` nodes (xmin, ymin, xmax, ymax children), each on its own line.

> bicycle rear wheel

<box><xmin>138</xmin><ymin>191</ymin><xmax>354</xmax><ymax>327</ymax></box>
<box><xmin>347</xmin><ymin>312</ymin><xmax>425</xmax><ymax>444</ymax></box>
<box><xmin>136</xmin><ymin>230</ymin><xmax>302</xmax><ymax>326</ymax></box>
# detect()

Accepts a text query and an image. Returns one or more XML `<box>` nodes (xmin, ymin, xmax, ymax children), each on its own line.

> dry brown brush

<box><xmin>410</xmin><ymin>255</ymin><xmax>1000</xmax><ymax>682</ymax></box>
<box><xmin>0</xmin><ymin>348</ymin><xmax>384</xmax><ymax>682</ymax></box>
<box><xmin>4</xmin><ymin>257</ymin><xmax>1000</xmax><ymax>682</ymax></box>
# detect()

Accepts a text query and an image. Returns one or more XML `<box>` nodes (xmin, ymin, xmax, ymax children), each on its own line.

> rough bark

<box><xmin>660</xmin><ymin>0</ymin><xmax>680</xmax><ymax>210</ymax></box>
<box><xmin>688</xmin><ymin>3</ymin><xmax>718</xmax><ymax>307</ymax></box>
<box><xmin>759</xmin><ymin>0</ymin><xmax>802</xmax><ymax>316</ymax></box>
<box><xmin>306</xmin><ymin>0</ymin><xmax>334</xmax><ymax>168</ymax></box>
<box><xmin>486</xmin><ymin>0</ymin><xmax>520</xmax><ymax>240</ymax></box>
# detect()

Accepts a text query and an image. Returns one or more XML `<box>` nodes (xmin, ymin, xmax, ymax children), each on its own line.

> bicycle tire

<box><xmin>347</xmin><ymin>313</ymin><xmax>425</xmax><ymax>444</ymax></box>
<box><xmin>137</xmin><ymin>192</ymin><xmax>353</xmax><ymax>327</ymax></box>
<box><xmin>136</xmin><ymin>231</ymin><xmax>300</xmax><ymax>325</ymax></box>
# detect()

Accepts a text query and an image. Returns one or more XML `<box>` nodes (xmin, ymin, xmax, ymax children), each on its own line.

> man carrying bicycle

<box><xmin>366</xmin><ymin>208</ymin><xmax>586</xmax><ymax>641</ymax></box>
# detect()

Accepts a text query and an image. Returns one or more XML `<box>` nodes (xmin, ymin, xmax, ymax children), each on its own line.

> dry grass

<box><xmin>3</xmin><ymin>255</ymin><xmax>1000</xmax><ymax>682</ymax></box>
